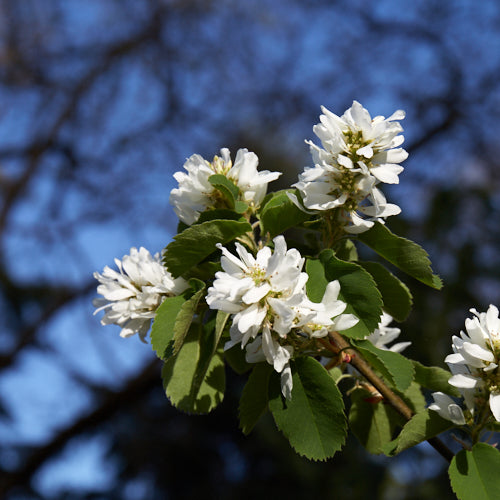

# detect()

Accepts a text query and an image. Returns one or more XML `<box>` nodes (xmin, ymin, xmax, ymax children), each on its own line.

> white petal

<box><xmin>489</xmin><ymin>392</ymin><xmax>500</xmax><ymax>422</ymax></box>
<box><xmin>448</xmin><ymin>373</ymin><xmax>479</xmax><ymax>389</ymax></box>
<box><xmin>370</xmin><ymin>164</ymin><xmax>404</xmax><ymax>184</ymax></box>
<box><xmin>462</xmin><ymin>342</ymin><xmax>494</xmax><ymax>363</ymax></box>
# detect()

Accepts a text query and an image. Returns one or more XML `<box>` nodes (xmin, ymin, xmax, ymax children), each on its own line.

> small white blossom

<box><xmin>93</xmin><ymin>247</ymin><xmax>188</xmax><ymax>341</ymax></box>
<box><xmin>366</xmin><ymin>313</ymin><xmax>411</xmax><ymax>353</ymax></box>
<box><xmin>429</xmin><ymin>392</ymin><xmax>466</xmax><ymax>426</ymax></box>
<box><xmin>206</xmin><ymin>237</ymin><xmax>360</xmax><ymax>400</ymax></box>
<box><xmin>439</xmin><ymin>305</ymin><xmax>500</xmax><ymax>423</ymax></box>
<box><xmin>292</xmin><ymin>101</ymin><xmax>406</xmax><ymax>233</ymax></box>
<box><xmin>169</xmin><ymin>148</ymin><xmax>281</xmax><ymax>225</ymax></box>
<box><xmin>293</xmin><ymin>280</ymin><xmax>359</xmax><ymax>338</ymax></box>
<box><xmin>308</xmin><ymin>101</ymin><xmax>407</xmax><ymax>185</ymax></box>
<box><xmin>206</xmin><ymin>236</ymin><xmax>306</xmax><ymax>398</ymax></box>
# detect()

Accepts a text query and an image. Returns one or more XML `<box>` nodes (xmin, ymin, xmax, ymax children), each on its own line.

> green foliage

<box><xmin>239</xmin><ymin>363</ymin><xmax>274</xmax><ymax>435</ymax></box>
<box><xmin>150</xmin><ymin>295</ymin><xmax>187</xmax><ymax>360</ymax></box>
<box><xmin>162</xmin><ymin>322</ymin><xmax>225</xmax><ymax>414</ymax></box>
<box><xmin>224</xmin><ymin>344</ymin><xmax>252</xmax><ymax>374</ymax></box>
<box><xmin>259</xmin><ymin>189</ymin><xmax>311</xmax><ymax>237</ymax></box>
<box><xmin>209</xmin><ymin>174</ymin><xmax>240</xmax><ymax>206</ymax></box>
<box><xmin>358</xmin><ymin>261</ymin><xmax>413</xmax><ymax>322</ymax></box>
<box><xmin>304</xmin><ymin>258</ymin><xmax>328</xmax><ymax>302</ymax></box>
<box><xmin>268</xmin><ymin>357</ymin><xmax>347</xmax><ymax>461</ymax></box>
<box><xmin>208</xmin><ymin>174</ymin><xmax>248</xmax><ymax>213</ymax></box>
<box><xmin>398</xmin><ymin>381</ymin><xmax>426</xmax><ymax>413</ymax></box>
<box><xmin>318</xmin><ymin>250</ymin><xmax>383</xmax><ymax>339</ymax></box>
<box><xmin>382</xmin><ymin>409</ymin><xmax>453</xmax><ymax>456</ymax></box>
<box><xmin>449</xmin><ymin>443</ymin><xmax>500</xmax><ymax>500</ymax></box>
<box><xmin>357</xmin><ymin>222</ymin><xmax>443</xmax><ymax>289</ymax></box>
<box><xmin>171</xmin><ymin>285</ymin><xmax>206</xmax><ymax>356</ymax></box>
<box><xmin>349</xmin><ymin>388</ymin><xmax>405</xmax><ymax>455</ymax></box>
<box><xmin>164</xmin><ymin>219</ymin><xmax>252</xmax><ymax>277</ymax></box>
<box><xmin>197</xmin><ymin>208</ymin><xmax>247</xmax><ymax>224</ymax></box>
<box><xmin>333</xmin><ymin>238</ymin><xmax>358</xmax><ymax>261</ymax></box>
<box><xmin>352</xmin><ymin>339</ymin><xmax>414</xmax><ymax>391</ymax></box>
<box><xmin>412</xmin><ymin>360</ymin><xmax>461</xmax><ymax>397</ymax></box>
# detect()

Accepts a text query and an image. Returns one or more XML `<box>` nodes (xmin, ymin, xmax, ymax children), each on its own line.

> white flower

<box><xmin>93</xmin><ymin>247</ymin><xmax>188</xmax><ymax>340</ymax></box>
<box><xmin>309</xmin><ymin>101</ymin><xmax>407</xmax><ymax>185</ymax></box>
<box><xmin>206</xmin><ymin>236</ymin><xmax>308</xmax><ymax>399</ymax></box>
<box><xmin>169</xmin><ymin>148</ymin><xmax>281</xmax><ymax>225</ymax></box>
<box><xmin>293</xmin><ymin>280</ymin><xmax>359</xmax><ymax>338</ymax></box>
<box><xmin>429</xmin><ymin>392</ymin><xmax>466</xmax><ymax>426</ymax></box>
<box><xmin>444</xmin><ymin>305</ymin><xmax>500</xmax><ymax>422</ymax></box>
<box><xmin>366</xmin><ymin>313</ymin><xmax>410</xmax><ymax>353</ymax></box>
<box><xmin>292</xmin><ymin>102</ymin><xmax>406</xmax><ymax>233</ymax></box>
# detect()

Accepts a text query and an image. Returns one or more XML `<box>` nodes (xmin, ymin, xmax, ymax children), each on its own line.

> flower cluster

<box><xmin>169</xmin><ymin>148</ymin><xmax>281</xmax><ymax>225</ymax></box>
<box><xmin>93</xmin><ymin>247</ymin><xmax>188</xmax><ymax>340</ymax></box>
<box><xmin>429</xmin><ymin>305</ymin><xmax>500</xmax><ymax>426</ymax></box>
<box><xmin>206</xmin><ymin>236</ymin><xmax>358</xmax><ymax>398</ymax></box>
<box><xmin>293</xmin><ymin>101</ymin><xmax>407</xmax><ymax>233</ymax></box>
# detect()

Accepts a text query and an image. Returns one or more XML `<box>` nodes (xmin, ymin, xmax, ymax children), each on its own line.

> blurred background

<box><xmin>0</xmin><ymin>0</ymin><xmax>499</xmax><ymax>498</ymax></box>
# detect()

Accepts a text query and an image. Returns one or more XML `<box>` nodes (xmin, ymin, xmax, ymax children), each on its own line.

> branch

<box><xmin>327</xmin><ymin>331</ymin><xmax>455</xmax><ymax>463</ymax></box>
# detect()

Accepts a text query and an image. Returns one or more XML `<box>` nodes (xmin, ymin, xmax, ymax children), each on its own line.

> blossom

<box><xmin>292</xmin><ymin>101</ymin><xmax>406</xmax><ymax>233</ymax></box>
<box><xmin>169</xmin><ymin>148</ymin><xmax>281</xmax><ymax>225</ymax></box>
<box><xmin>428</xmin><ymin>392</ymin><xmax>466</xmax><ymax>426</ymax></box>
<box><xmin>206</xmin><ymin>236</ymin><xmax>360</xmax><ymax>399</ymax></box>
<box><xmin>292</xmin><ymin>280</ymin><xmax>359</xmax><ymax>338</ymax></box>
<box><xmin>444</xmin><ymin>305</ymin><xmax>500</xmax><ymax>421</ymax></box>
<box><xmin>93</xmin><ymin>247</ymin><xmax>188</xmax><ymax>340</ymax></box>
<box><xmin>206</xmin><ymin>236</ymin><xmax>307</xmax><ymax>398</ymax></box>
<box><xmin>366</xmin><ymin>313</ymin><xmax>411</xmax><ymax>353</ymax></box>
<box><xmin>308</xmin><ymin>101</ymin><xmax>408</xmax><ymax>185</ymax></box>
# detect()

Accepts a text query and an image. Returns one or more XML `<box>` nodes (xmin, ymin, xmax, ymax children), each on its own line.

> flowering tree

<box><xmin>94</xmin><ymin>102</ymin><xmax>500</xmax><ymax>499</ymax></box>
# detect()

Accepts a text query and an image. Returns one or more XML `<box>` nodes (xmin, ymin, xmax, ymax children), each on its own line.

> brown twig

<box><xmin>326</xmin><ymin>331</ymin><xmax>454</xmax><ymax>463</ymax></box>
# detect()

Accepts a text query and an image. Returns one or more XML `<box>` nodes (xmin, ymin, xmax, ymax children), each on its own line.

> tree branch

<box><xmin>327</xmin><ymin>331</ymin><xmax>455</xmax><ymax>463</ymax></box>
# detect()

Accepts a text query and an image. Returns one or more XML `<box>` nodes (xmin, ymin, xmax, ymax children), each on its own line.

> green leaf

<box><xmin>259</xmin><ymin>189</ymin><xmax>311</xmax><ymax>238</ymax></box>
<box><xmin>334</xmin><ymin>238</ymin><xmax>358</xmax><ymax>261</ymax></box>
<box><xmin>171</xmin><ymin>286</ymin><xmax>206</xmax><ymax>356</ymax></box>
<box><xmin>268</xmin><ymin>357</ymin><xmax>347</xmax><ymax>461</ymax></box>
<box><xmin>358</xmin><ymin>261</ymin><xmax>413</xmax><ymax>322</ymax></box>
<box><xmin>197</xmin><ymin>209</ymin><xmax>246</xmax><ymax>224</ymax></box>
<box><xmin>234</xmin><ymin>201</ymin><xmax>248</xmax><ymax>214</ymax></box>
<box><xmin>224</xmin><ymin>344</ymin><xmax>252</xmax><ymax>374</ymax></box>
<box><xmin>215</xmin><ymin>311</ymin><xmax>230</xmax><ymax>346</ymax></box>
<box><xmin>412</xmin><ymin>360</ymin><xmax>461</xmax><ymax>398</ymax></box>
<box><xmin>318</xmin><ymin>250</ymin><xmax>384</xmax><ymax>339</ymax></box>
<box><xmin>305</xmin><ymin>258</ymin><xmax>329</xmax><ymax>303</ymax></box>
<box><xmin>449</xmin><ymin>443</ymin><xmax>500</xmax><ymax>500</ymax></box>
<box><xmin>398</xmin><ymin>381</ymin><xmax>426</xmax><ymax>414</ymax></box>
<box><xmin>357</xmin><ymin>222</ymin><xmax>443</xmax><ymax>289</ymax></box>
<box><xmin>162</xmin><ymin>323</ymin><xmax>225</xmax><ymax>414</ymax></box>
<box><xmin>383</xmin><ymin>409</ymin><xmax>454</xmax><ymax>456</ymax></box>
<box><xmin>352</xmin><ymin>339</ymin><xmax>414</xmax><ymax>391</ymax></box>
<box><xmin>164</xmin><ymin>219</ymin><xmax>252</xmax><ymax>277</ymax></box>
<box><xmin>150</xmin><ymin>295</ymin><xmax>186</xmax><ymax>360</ymax></box>
<box><xmin>208</xmin><ymin>174</ymin><xmax>240</xmax><ymax>209</ymax></box>
<box><xmin>239</xmin><ymin>363</ymin><xmax>274</xmax><ymax>435</ymax></box>
<box><xmin>181</xmin><ymin>260</ymin><xmax>222</xmax><ymax>282</ymax></box>
<box><xmin>349</xmin><ymin>388</ymin><xmax>405</xmax><ymax>455</ymax></box>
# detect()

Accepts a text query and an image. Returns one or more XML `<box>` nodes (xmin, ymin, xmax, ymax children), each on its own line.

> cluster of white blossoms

<box><xmin>206</xmin><ymin>236</ymin><xmax>358</xmax><ymax>399</ymax></box>
<box><xmin>169</xmin><ymin>148</ymin><xmax>281</xmax><ymax>225</ymax></box>
<box><xmin>367</xmin><ymin>312</ymin><xmax>411</xmax><ymax>353</ymax></box>
<box><xmin>293</xmin><ymin>101</ymin><xmax>407</xmax><ymax>233</ymax></box>
<box><xmin>429</xmin><ymin>305</ymin><xmax>500</xmax><ymax>426</ymax></box>
<box><xmin>93</xmin><ymin>247</ymin><xmax>188</xmax><ymax>341</ymax></box>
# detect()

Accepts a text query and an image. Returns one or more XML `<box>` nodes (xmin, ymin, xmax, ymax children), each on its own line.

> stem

<box><xmin>326</xmin><ymin>331</ymin><xmax>455</xmax><ymax>463</ymax></box>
